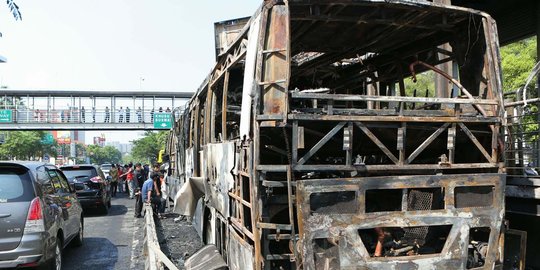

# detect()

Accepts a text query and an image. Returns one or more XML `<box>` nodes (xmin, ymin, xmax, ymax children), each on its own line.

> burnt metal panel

<box><xmin>296</xmin><ymin>174</ymin><xmax>505</xmax><ymax>269</ymax></box>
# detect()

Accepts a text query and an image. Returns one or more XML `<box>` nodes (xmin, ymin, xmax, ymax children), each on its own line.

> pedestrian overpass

<box><xmin>0</xmin><ymin>90</ymin><xmax>193</xmax><ymax>130</ymax></box>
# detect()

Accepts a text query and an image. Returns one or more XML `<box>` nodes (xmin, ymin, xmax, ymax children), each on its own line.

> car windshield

<box><xmin>0</xmin><ymin>165</ymin><xmax>35</xmax><ymax>202</ymax></box>
<box><xmin>61</xmin><ymin>167</ymin><xmax>97</xmax><ymax>181</ymax></box>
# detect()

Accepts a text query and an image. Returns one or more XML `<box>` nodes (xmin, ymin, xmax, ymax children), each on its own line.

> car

<box><xmin>0</xmin><ymin>161</ymin><xmax>84</xmax><ymax>269</ymax></box>
<box><xmin>59</xmin><ymin>164</ymin><xmax>111</xmax><ymax>214</ymax></box>
<box><xmin>99</xmin><ymin>163</ymin><xmax>112</xmax><ymax>178</ymax></box>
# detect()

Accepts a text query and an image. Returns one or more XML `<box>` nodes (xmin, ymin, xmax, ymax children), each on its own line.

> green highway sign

<box><xmin>0</xmin><ymin>110</ymin><xmax>12</xmax><ymax>123</ymax></box>
<box><xmin>41</xmin><ymin>133</ymin><xmax>54</xmax><ymax>145</ymax></box>
<box><xmin>153</xmin><ymin>113</ymin><xmax>172</xmax><ymax>129</ymax></box>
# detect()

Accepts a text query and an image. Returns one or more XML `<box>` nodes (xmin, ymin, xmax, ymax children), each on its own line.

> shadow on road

<box><xmin>83</xmin><ymin>204</ymin><xmax>128</xmax><ymax>218</ymax></box>
<box><xmin>63</xmin><ymin>237</ymin><xmax>119</xmax><ymax>270</ymax></box>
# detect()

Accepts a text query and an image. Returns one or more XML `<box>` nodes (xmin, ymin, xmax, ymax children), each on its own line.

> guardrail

<box><xmin>143</xmin><ymin>204</ymin><xmax>179</xmax><ymax>270</ymax></box>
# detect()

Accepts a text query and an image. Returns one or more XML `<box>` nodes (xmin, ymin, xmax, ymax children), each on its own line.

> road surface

<box><xmin>62</xmin><ymin>192</ymin><xmax>145</xmax><ymax>270</ymax></box>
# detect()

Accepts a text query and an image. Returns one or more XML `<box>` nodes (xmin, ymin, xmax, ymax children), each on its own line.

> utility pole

<box><xmin>70</xmin><ymin>131</ymin><xmax>76</xmax><ymax>164</ymax></box>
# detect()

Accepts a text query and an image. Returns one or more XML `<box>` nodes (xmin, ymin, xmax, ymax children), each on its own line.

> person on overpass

<box><xmin>126</xmin><ymin>107</ymin><xmax>131</xmax><ymax>123</ymax></box>
<box><xmin>105</xmin><ymin>106</ymin><xmax>110</xmax><ymax>123</ymax></box>
<box><xmin>118</xmin><ymin>106</ymin><xmax>124</xmax><ymax>123</ymax></box>
<box><xmin>81</xmin><ymin>106</ymin><xmax>85</xmax><ymax>123</ymax></box>
<box><xmin>137</xmin><ymin>107</ymin><xmax>142</xmax><ymax>123</ymax></box>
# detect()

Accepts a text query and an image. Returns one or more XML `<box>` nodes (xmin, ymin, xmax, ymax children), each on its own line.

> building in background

<box><xmin>106</xmin><ymin>141</ymin><xmax>132</xmax><ymax>155</ymax></box>
<box><xmin>52</xmin><ymin>130</ymin><xmax>85</xmax><ymax>144</ymax></box>
<box><xmin>93</xmin><ymin>135</ymin><xmax>106</xmax><ymax>147</ymax></box>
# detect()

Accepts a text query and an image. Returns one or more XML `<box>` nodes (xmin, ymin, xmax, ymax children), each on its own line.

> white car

<box><xmin>100</xmin><ymin>163</ymin><xmax>112</xmax><ymax>178</ymax></box>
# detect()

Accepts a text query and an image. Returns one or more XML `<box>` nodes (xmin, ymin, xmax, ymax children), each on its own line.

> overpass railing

<box><xmin>6</xmin><ymin>108</ymin><xmax>168</xmax><ymax>124</ymax></box>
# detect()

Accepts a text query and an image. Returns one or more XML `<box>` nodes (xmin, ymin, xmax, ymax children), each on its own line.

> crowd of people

<box><xmin>108</xmin><ymin>162</ymin><xmax>168</xmax><ymax>219</ymax></box>
<box><xmin>23</xmin><ymin>106</ymin><xmax>174</xmax><ymax>124</ymax></box>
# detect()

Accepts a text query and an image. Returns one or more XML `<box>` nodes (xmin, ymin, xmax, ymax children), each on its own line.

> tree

<box><xmin>0</xmin><ymin>131</ymin><xmax>56</xmax><ymax>160</ymax></box>
<box><xmin>500</xmin><ymin>37</ymin><xmax>537</xmax><ymax>92</ymax></box>
<box><xmin>500</xmin><ymin>37</ymin><xmax>539</xmax><ymax>142</ymax></box>
<box><xmin>87</xmin><ymin>144</ymin><xmax>122</xmax><ymax>165</ymax></box>
<box><xmin>6</xmin><ymin>0</ymin><xmax>21</xmax><ymax>21</ymax></box>
<box><xmin>131</xmin><ymin>131</ymin><xmax>167</xmax><ymax>164</ymax></box>
<box><xmin>122</xmin><ymin>153</ymin><xmax>135</xmax><ymax>164</ymax></box>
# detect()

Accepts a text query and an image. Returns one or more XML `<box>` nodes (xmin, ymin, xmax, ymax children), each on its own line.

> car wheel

<box><xmin>43</xmin><ymin>237</ymin><xmax>62</xmax><ymax>270</ymax></box>
<box><xmin>72</xmin><ymin>218</ymin><xmax>84</xmax><ymax>247</ymax></box>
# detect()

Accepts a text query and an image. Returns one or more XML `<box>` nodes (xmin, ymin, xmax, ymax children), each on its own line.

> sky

<box><xmin>0</xmin><ymin>1</ymin><xmax>260</xmax><ymax>144</ymax></box>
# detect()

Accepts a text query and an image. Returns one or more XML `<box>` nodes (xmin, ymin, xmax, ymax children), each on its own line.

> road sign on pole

<box><xmin>41</xmin><ymin>133</ymin><xmax>54</xmax><ymax>145</ymax></box>
<box><xmin>153</xmin><ymin>113</ymin><xmax>172</xmax><ymax>129</ymax></box>
<box><xmin>0</xmin><ymin>110</ymin><xmax>12</xmax><ymax>123</ymax></box>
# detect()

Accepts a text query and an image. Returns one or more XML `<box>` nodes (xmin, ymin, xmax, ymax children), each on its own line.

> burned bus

<box><xmin>166</xmin><ymin>0</ymin><xmax>516</xmax><ymax>269</ymax></box>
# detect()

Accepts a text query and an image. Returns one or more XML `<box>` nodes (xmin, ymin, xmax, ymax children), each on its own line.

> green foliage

<box><xmin>404</xmin><ymin>71</ymin><xmax>436</xmax><ymax>98</ymax></box>
<box><xmin>122</xmin><ymin>153</ymin><xmax>134</xmax><ymax>164</ymax></box>
<box><xmin>131</xmin><ymin>131</ymin><xmax>167</xmax><ymax>164</ymax></box>
<box><xmin>6</xmin><ymin>0</ymin><xmax>22</xmax><ymax>21</ymax></box>
<box><xmin>501</xmin><ymin>37</ymin><xmax>537</xmax><ymax>92</ymax></box>
<box><xmin>500</xmin><ymin>37</ymin><xmax>539</xmax><ymax>143</ymax></box>
<box><xmin>0</xmin><ymin>131</ymin><xmax>56</xmax><ymax>160</ymax></box>
<box><xmin>87</xmin><ymin>144</ymin><xmax>122</xmax><ymax>165</ymax></box>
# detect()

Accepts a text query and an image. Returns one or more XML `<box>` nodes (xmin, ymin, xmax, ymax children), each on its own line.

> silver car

<box><xmin>0</xmin><ymin>162</ymin><xmax>84</xmax><ymax>269</ymax></box>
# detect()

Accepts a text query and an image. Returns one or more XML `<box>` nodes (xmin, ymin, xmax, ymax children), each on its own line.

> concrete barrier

<box><xmin>143</xmin><ymin>204</ymin><xmax>179</xmax><ymax>270</ymax></box>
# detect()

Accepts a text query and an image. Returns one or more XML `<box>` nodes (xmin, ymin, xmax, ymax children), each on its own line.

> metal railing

<box><xmin>5</xmin><ymin>109</ymin><xmax>167</xmax><ymax>124</ymax></box>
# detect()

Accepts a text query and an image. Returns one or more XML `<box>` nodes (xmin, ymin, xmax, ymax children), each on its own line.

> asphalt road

<box><xmin>62</xmin><ymin>192</ymin><xmax>145</xmax><ymax>270</ymax></box>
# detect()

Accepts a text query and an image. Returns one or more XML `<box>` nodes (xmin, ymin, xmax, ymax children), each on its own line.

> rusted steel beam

<box><xmin>289</xmin><ymin>114</ymin><xmax>499</xmax><ymax>123</ymax></box>
<box><xmin>291</xmin><ymin>15</ymin><xmax>454</xmax><ymax>31</ymax></box>
<box><xmin>291</xmin><ymin>92</ymin><xmax>498</xmax><ymax>105</ymax></box>
<box><xmin>256</xmin><ymin>163</ymin><xmax>499</xmax><ymax>173</ymax></box>
<box><xmin>458</xmin><ymin>122</ymin><xmax>493</xmax><ymax>162</ymax></box>
<box><xmin>297</xmin><ymin>122</ymin><xmax>346</xmax><ymax>165</ymax></box>
<box><xmin>406</xmin><ymin>123</ymin><xmax>450</xmax><ymax>164</ymax></box>
<box><xmin>260</xmin><ymin>5</ymin><xmax>290</xmax><ymax>127</ymax></box>
<box><xmin>221</xmin><ymin>71</ymin><xmax>230</xmax><ymax>140</ymax></box>
<box><xmin>355</xmin><ymin>122</ymin><xmax>399</xmax><ymax>164</ymax></box>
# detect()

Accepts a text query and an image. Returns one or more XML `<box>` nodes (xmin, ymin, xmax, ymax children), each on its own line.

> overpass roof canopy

<box><xmin>453</xmin><ymin>0</ymin><xmax>538</xmax><ymax>45</ymax></box>
<box><xmin>0</xmin><ymin>89</ymin><xmax>193</xmax><ymax>98</ymax></box>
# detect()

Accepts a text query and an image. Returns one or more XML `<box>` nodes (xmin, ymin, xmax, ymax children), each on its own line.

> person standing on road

<box><xmin>117</xmin><ymin>164</ymin><xmax>125</xmax><ymax>193</ymax></box>
<box><xmin>139</xmin><ymin>173</ymin><xmax>160</xmax><ymax>217</ymax></box>
<box><xmin>155</xmin><ymin>173</ymin><xmax>168</xmax><ymax>218</ymax></box>
<box><xmin>121</xmin><ymin>163</ymin><xmax>134</xmax><ymax>198</ymax></box>
<box><xmin>143</xmin><ymin>164</ymin><xmax>150</xmax><ymax>179</ymax></box>
<box><xmin>109</xmin><ymin>164</ymin><xmax>119</xmax><ymax>197</ymax></box>
<box><xmin>134</xmin><ymin>163</ymin><xmax>145</xmax><ymax>189</ymax></box>
<box><xmin>149</xmin><ymin>163</ymin><xmax>160</xmax><ymax>178</ymax></box>
<box><xmin>134</xmin><ymin>164</ymin><xmax>149</xmax><ymax>218</ymax></box>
